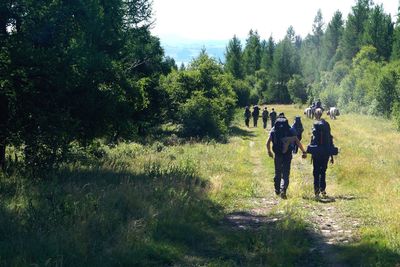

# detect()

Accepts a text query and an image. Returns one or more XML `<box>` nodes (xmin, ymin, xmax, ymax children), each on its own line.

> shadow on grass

<box><xmin>228</xmin><ymin>125</ymin><xmax>257</xmax><ymax>140</ymax></box>
<box><xmin>0</xmin><ymin>165</ymin><xmax>399</xmax><ymax>266</ymax></box>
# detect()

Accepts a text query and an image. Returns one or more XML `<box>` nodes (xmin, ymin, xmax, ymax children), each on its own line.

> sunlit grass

<box><xmin>1</xmin><ymin>105</ymin><xmax>400</xmax><ymax>266</ymax></box>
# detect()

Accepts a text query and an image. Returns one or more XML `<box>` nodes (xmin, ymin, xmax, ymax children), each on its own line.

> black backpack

<box><xmin>307</xmin><ymin>120</ymin><xmax>338</xmax><ymax>156</ymax></box>
<box><xmin>312</xmin><ymin>120</ymin><xmax>331</xmax><ymax>146</ymax></box>
<box><xmin>272</xmin><ymin>117</ymin><xmax>291</xmax><ymax>154</ymax></box>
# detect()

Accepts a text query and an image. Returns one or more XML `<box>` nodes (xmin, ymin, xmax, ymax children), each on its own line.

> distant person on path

<box><xmin>307</xmin><ymin>108</ymin><xmax>338</xmax><ymax>199</ymax></box>
<box><xmin>244</xmin><ymin>106</ymin><xmax>251</xmax><ymax>127</ymax></box>
<box><xmin>315</xmin><ymin>99</ymin><xmax>324</xmax><ymax>112</ymax></box>
<box><xmin>266</xmin><ymin>116</ymin><xmax>307</xmax><ymax>199</ymax></box>
<box><xmin>291</xmin><ymin>116</ymin><xmax>304</xmax><ymax>154</ymax></box>
<box><xmin>252</xmin><ymin>105</ymin><xmax>260</xmax><ymax>127</ymax></box>
<box><xmin>270</xmin><ymin>108</ymin><xmax>277</xmax><ymax>128</ymax></box>
<box><xmin>262</xmin><ymin>107</ymin><xmax>269</xmax><ymax>129</ymax></box>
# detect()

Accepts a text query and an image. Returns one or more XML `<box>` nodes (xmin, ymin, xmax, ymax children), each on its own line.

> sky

<box><xmin>151</xmin><ymin>0</ymin><xmax>399</xmax><ymax>42</ymax></box>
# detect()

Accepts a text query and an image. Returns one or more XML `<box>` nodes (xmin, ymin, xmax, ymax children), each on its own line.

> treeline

<box><xmin>224</xmin><ymin>0</ymin><xmax>400</xmax><ymax>127</ymax></box>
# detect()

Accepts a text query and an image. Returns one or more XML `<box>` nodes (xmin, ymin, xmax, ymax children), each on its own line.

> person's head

<box><xmin>295</xmin><ymin>116</ymin><xmax>301</xmax><ymax>123</ymax></box>
<box><xmin>272</xmin><ymin>108</ymin><xmax>275</xmax><ymax>111</ymax></box>
<box><xmin>264</xmin><ymin>107</ymin><xmax>267</xmax><ymax>110</ymax></box>
<box><xmin>278</xmin><ymin>112</ymin><xmax>285</xmax><ymax>117</ymax></box>
<box><xmin>315</xmin><ymin>108</ymin><xmax>323</xmax><ymax>120</ymax></box>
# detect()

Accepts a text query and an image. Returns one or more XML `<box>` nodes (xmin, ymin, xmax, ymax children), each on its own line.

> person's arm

<box><xmin>266</xmin><ymin>135</ymin><xmax>274</xmax><ymax>158</ymax></box>
<box><xmin>294</xmin><ymin>137</ymin><xmax>307</xmax><ymax>158</ymax></box>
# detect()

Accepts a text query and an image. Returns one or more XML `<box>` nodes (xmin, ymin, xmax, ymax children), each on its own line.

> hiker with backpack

<box><xmin>306</xmin><ymin>108</ymin><xmax>338</xmax><ymax>199</ymax></box>
<box><xmin>244</xmin><ymin>106</ymin><xmax>251</xmax><ymax>127</ymax></box>
<box><xmin>269</xmin><ymin>108</ymin><xmax>277</xmax><ymax>128</ymax></box>
<box><xmin>266</xmin><ymin>116</ymin><xmax>307</xmax><ymax>199</ymax></box>
<box><xmin>262</xmin><ymin>107</ymin><xmax>269</xmax><ymax>129</ymax></box>
<box><xmin>291</xmin><ymin>116</ymin><xmax>304</xmax><ymax>154</ymax></box>
<box><xmin>252</xmin><ymin>105</ymin><xmax>260</xmax><ymax>127</ymax></box>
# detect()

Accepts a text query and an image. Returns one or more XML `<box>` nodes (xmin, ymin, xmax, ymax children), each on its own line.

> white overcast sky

<box><xmin>151</xmin><ymin>0</ymin><xmax>399</xmax><ymax>42</ymax></box>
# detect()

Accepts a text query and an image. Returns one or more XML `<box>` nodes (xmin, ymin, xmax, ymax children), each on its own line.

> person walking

<box><xmin>252</xmin><ymin>105</ymin><xmax>260</xmax><ymax>127</ymax></box>
<box><xmin>307</xmin><ymin>108</ymin><xmax>338</xmax><ymax>199</ymax></box>
<box><xmin>269</xmin><ymin>108</ymin><xmax>277</xmax><ymax>128</ymax></box>
<box><xmin>266</xmin><ymin>116</ymin><xmax>307</xmax><ymax>199</ymax></box>
<box><xmin>262</xmin><ymin>107</ymin><xmax>269</xmax><ymax>129</ymax></box>
<box><xmin>291</xmin><ymin>116</ymin><xmax>304</xmax><ymax>154</ymax></box>
<box><xmin>244</xmin><ymin>106</ymin><xmax>251</xmax><ymax>127</ymax></box>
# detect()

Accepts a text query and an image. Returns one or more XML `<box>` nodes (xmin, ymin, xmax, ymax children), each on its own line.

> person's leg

<box><xmin>274</xmin><ymin>155</ymin><xmax>283</xmax><ymax>195</ymax></box>
<box><xmin>313</xmin><ymin>157</ymin><xmax>321</xmax><ymax>195</ymax></box>
<box><xmin>281</xmin><ymin>153</ymin><xmax>292</xmax><ymax>197</ymax></box>
<box><xmin>245</xmin><ymin>118</ymin><xmax>249</xmax><ymax>127</ymax></box>
<box><xmin>320</xmin><ymin>157</ymin><xmax>329</xmax><ymax>194</ymax></box>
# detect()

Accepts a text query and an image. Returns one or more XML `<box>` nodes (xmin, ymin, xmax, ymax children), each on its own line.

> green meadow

<box><xmin>0</xmin><ymin>105</ymin><xmax>399</xmax><ymax>266</ymax></box>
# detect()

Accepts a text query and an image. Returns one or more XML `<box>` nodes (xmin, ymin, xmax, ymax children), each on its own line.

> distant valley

<box><xmin>160</xmin><ymin>39</ymin><xmax>229</xmax><ymax>65</ymax></box>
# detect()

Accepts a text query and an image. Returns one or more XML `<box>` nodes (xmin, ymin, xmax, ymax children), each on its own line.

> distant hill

<box><xmin>160</xmin><ymin>39</ymin><xmax>229</xmax><ymax>66</ymax></box>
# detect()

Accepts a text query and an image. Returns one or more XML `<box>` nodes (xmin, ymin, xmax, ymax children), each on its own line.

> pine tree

<box><xmin>340</xmin><ymin>0</ymin><xmax>372</xmax><ymax>60</ymax></box>
<box><xmin>363</xmin><ymin>5</ymin><xmax>394</xmax><ymax>60</ymax></box>
<box><xmin>392</xmin><ymin>5</ymin><xmax>400</xmax><ymax>60</ymax></box>
<box><xmin>261</xmin><ymin>36</ymin><xmax>275</xmax><ymax>71</ymax></box>
<box><xmin>242</xmin><ymin>30</ymin><xmax>262</xmax><ymax>76</ymax></box>
<box><xmin>321</xmin><ymin>10</ymin><xmax>344</xmax><ymax>70</ymax></box>
<box><xmin>224</xmin><ymin>35</ymin><xmax>244</xmax><ymax>79</ymax></box>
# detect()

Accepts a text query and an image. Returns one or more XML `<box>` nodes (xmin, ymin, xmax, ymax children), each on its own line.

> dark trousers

<box><xmin>245</xmin><ymin>118</ymin><xmax>250</xmax><ymax>127</ymax></box>
<box><xmin>271</xmin><ymin>119</ymin><xmax>276</xmax><ymax>128</ymax></box>
<box><xmin>262</xmin><ymin>119</ymin><xmax>268</xmax><ymax>129</ymax></box>
<box><xmin>274</xmin><ymin>153</ymin><xmax>292</xmax><ymax>193</ymax></box>
<box><xmin>313</xmin><ymin>156</ymin><xmax>329</xmax><ymax>194</ymax></box>
<box><xmin>253</xmin><ymin>116</ymin><xmax>258</xmax><ymax>127</ymax></box>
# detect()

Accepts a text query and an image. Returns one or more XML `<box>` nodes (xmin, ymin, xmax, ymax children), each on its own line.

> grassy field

<box><xmin>0</xmin><ymin>105</ymin><xmax>400</xmax><ymax>266</ymax></box>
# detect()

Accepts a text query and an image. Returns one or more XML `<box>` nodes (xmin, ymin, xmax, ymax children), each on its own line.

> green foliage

<box><xmin>242</xmin><ymin>30</ymin><xmax>262</xmax><ymax>76</ymax></box>
<box><xmin>287</xmin><ymin>74</ymin><xmax>307</xmax><ymax>103</ymax></box>
<box><xmin>231</xmin><ymin>79</ymin><xmax>251</xmax><ymax>107</ymax></box>
<box><xmin>161</xmin><ymin>52</ymin><xmax>236</xmax><ymax>138</ymax></box>
<box><xmin>362</xmin><ymin>5</ymin><xmax>394</xmax><ymax>60</ymax></box>
<box><xmin>180</xmin><ymin>92</ymin><xmax>228</xmax><ymax>138</ymax></box>
<box><xmin>224</xmin><ymin>35</ymin><xmax>244</xmax><ymax>79</ymax></box>
<box><xmin>0</xmin><ymin>0</ymin><xmax>165</xmax><ymax>171</ymax></box>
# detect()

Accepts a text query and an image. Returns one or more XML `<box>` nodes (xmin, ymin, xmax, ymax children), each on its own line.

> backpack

<box><xmin>307</xmin><ymin>120</ymin><xmax>338</xmax><ymax>156</ymax></box>
<box><xmin>312</xmin><ymin>120</ymin><xmax>331</xmax><ymax>146</ymax></box>
<box><xmin>292</xmin><ymin>117</ymin><xmax>304</xmax><ymax>136</ymax></box>
<box><xmin>272</xmin><ymin>117</ymin><xmax>291</xmax><ymax>155</ymax></box>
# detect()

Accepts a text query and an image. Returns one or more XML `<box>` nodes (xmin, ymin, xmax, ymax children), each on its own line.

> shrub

<box><xmin>180</xmin><ymin>93</ymin><xmax>228</xmax><ymax>138</ymax></box>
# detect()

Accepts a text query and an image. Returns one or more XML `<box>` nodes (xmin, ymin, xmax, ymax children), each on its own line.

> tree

<box><xmin>363</xmin><ymin>5</ymin><xmax>394</xmax><ymax>60</ymax></box>
<box><xmin>270</xmin><ymin>28</ymin><xmax>301</xmax><ymax>103</ymax></box>
<box><xmin>242</xmin><ymin>30</ymin><xmax>262</xmax><ymax>76</ymax></box>
<box><xmin>287</xmin><ymin>74</ymin><xmax>307</xmax><ymax>103</ymax></box>
<box><xmin>0</xmin><ymin>0</ymin><xmax>165</xmax><ymax>170</ymax></box>
<box><xmin>340</xmin><ymin>0</ymin><xmax>372</xmax><ymax>60</ymax></box>
<box><xmin>392</xmin><ymin>5</ymin><xmax>400</xmax><ymax>59</ymax></box>
<box><xmin>224</xmin><ymin>35</ymin><xmax>244</xmax><ymax>79</ymax></box>
<box><xmin>321</xmin><ymin>11</ymin><xmax>344</xmax><ymax>70</ymax></box>
<box><xmin>261</xmin><ymin>36</ymin><xmax>275</xmax><ymax>71</ymax></box>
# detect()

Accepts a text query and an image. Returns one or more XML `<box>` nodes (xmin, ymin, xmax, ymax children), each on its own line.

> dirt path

<box><xmin>224</xmin><ymin>126</ymin><xmax>362</xmax><ymax>266</ymax></box>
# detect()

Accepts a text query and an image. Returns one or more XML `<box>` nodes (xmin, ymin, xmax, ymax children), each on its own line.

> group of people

<box><xmin>244</xmin><ymin>104</ymin><xmax>338</xmax><ymax>200</ymax></box>
<box><xmin>244</xmin><ymin>105</ymin><xmax>278</xmax><ymax>129</ymax></box>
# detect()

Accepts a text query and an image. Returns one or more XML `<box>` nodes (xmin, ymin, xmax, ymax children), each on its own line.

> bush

<box><xmin>180</xmin><ymin>93</ymin><xmax>228</xmax><ymax>138</ymax></box>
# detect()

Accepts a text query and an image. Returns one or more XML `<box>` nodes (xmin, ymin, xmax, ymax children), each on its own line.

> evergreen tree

<box><xmin>261</xmin><ymin>36</ymin><xmax>275</xmax><ymax>71</ymax></box>
<box><xmin>340</xmin><ymin>0</ymin><xmax>372</xmax><ymax>60</ymax></box>
<box><xmin>242</xmin><ymin>30</ymin><xmax>262</xmax><ymax>75</ymax></box>
<box><xmin>363</xmin><ymin>5</ymin><xmax>394</xmax><ymax>60</ymax></box>
<box><xmin>321</xmin><ymin>11</ymin><xmax>344</xmax><ymax>70</ymax></box>
<box><xmin>392</xmin><ymin>4</ymin><xmax>400</xmax><ymax>59</ymax></box>
<box><xmin>224</xmin><ymin>35</ymin><xmax>244</xmax><ymax>79</ymax></box>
